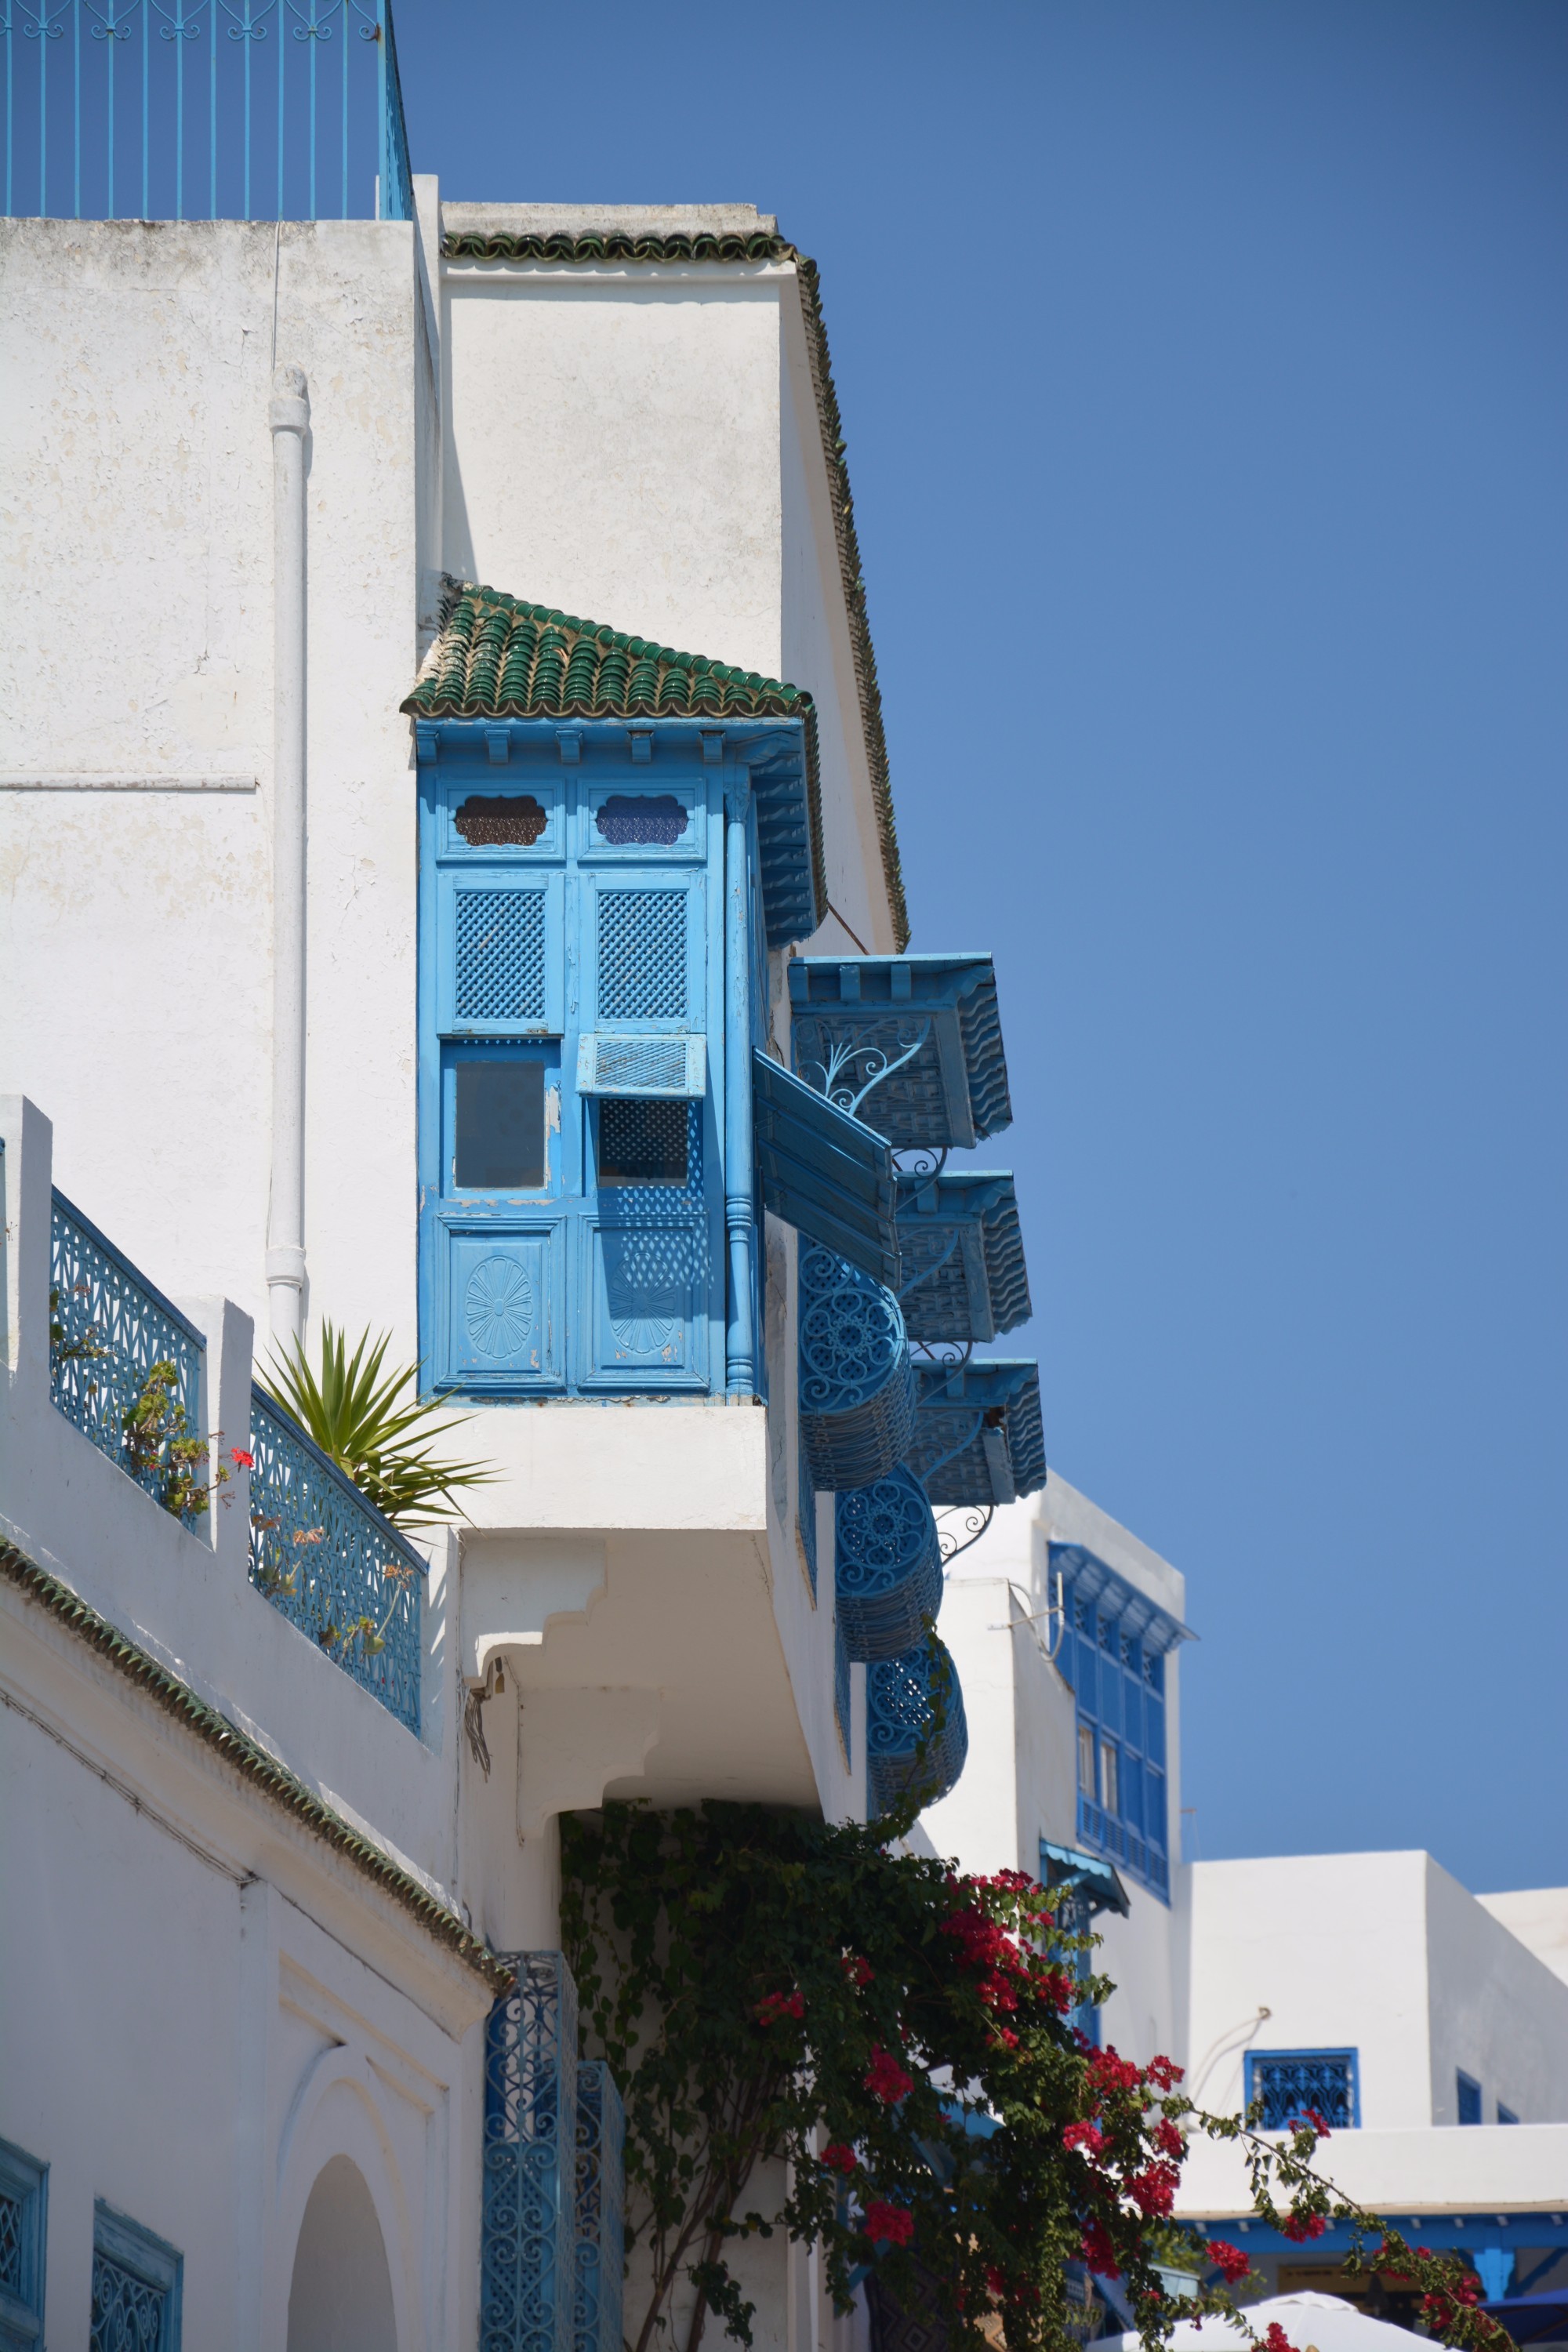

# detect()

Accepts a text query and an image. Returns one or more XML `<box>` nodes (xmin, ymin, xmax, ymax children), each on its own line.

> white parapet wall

<box><xmin>1177</xmin><ymin>2123</ymin><xmax>1568</xmax><ymax>2222</ymax></box>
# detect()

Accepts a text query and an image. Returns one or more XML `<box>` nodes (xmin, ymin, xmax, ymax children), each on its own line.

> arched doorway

<box><xmin>286</xmin><ymin>2154</ymin><xmax>397</xmax><ymax>2352</ymax></box>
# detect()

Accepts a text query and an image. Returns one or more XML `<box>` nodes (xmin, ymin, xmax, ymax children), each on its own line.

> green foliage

<box><xmin>560</xmin><ymin>1803</ymin><xmax>1513</xmax><ymax>2352</ymax></box>
<box><xmin>122</xmin><ymin>1359</ymin><xmax>210</xmax><ymax>1521</ymax></box>
<box><xmin>260</xmin><ymin>1322</ymin><xmax>495</xmax><ymax>1527</ymax></box>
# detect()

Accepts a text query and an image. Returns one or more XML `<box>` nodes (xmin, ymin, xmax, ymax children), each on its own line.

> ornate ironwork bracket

<box><xmin>934</xmin><ymin>1504</ymin><xmax>995</xmax><ymax>1568</ymax></box>
<box><xmin>797</xmin><ymin>1018</ymin><xmax>932</xmax><ymax>1124</ymax></box>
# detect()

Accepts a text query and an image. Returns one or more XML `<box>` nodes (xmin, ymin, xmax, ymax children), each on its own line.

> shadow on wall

<box><xmin>287</xmin><ymin>2156</ymin><xmax>397</xmax><ymax>2352</ymax></box>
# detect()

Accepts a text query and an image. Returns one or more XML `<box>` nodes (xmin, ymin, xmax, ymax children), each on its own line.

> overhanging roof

<box><xmin>906</xmin><ymin>1358</ymin><xmax>1045</xmax><ymax>1507</ymax></box>
<box><xmin>788</xmin><ymin>956</ymin><xmax>1013</xmax><ymax>1152</ymax></box>
<box><xmin>403</xmin><ymin>579</ymin><xmax>823</xmax><ymax>947</ymax></box>
<box><xmin>1039</xmin><ymin>1840</ymin><xmax>1131</xmax><ymax>1919</ymax></box>
<box><xmin>753</xmin><ymin>1051</ymin><xmax>899</xmax><ymax>1288</ymax></box>
<box><xmin>896</xmin><ymin>1171</ymin><xmax>1030</xmax><ymax>1343</ymax></box>
<box><xmin>1048</xmin><ymin>1542</ymin><xmax>1193</xmax><ymax>1655</ymax></box>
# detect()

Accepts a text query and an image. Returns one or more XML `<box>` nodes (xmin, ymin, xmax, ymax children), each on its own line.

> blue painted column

<box><xmin>724</xmin><ymin>772</ymin><xmax>757</xmax><ymax>1395</ymax></box>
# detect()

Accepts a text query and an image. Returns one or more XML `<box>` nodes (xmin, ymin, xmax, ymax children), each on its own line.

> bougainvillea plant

<box><xmin>559</xmin><ymin>1800</ymin><xmax>1510</xmax><ymax>2352</ymax></box>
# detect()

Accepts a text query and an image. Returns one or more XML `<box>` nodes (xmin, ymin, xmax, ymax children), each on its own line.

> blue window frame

<box><xmin>1053</xmin><ymin>1548</ymin><xmax>1186</xmax><ymax>1902</ymax></box>
<box><xmin>1457</xmin><ymin>2071</ymin><xmax>1483</xmax><ymax>2126</ymax></box>
<box><xmin>419</xmin><ymin>741</ymin><xmax>734</xmax><ymax>1399</ymax></box>
<box><xmin>1497</xmin><ymin>2102</ymin><xmax>1519</xmax><ymax>2125</ymax></box>
<box><xmin>1245</xmin><ymin>2049</ymin><xmax>1359</xmax><ymax>2131</ymax></box>
<box><xmin>0</xmin><ymin>2138</ymin><xmax>48</xmax><ymax>2351</ymax></box>
<box><xmin>91</xmin><ymin>2201</ymin><xmax>182</xmax><ymax>2352</ymax></box>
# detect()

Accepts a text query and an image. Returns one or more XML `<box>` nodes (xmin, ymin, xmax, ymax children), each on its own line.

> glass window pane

<box><xmin>598</xmin><ymin>1099</ymin><xmax>690</xmax><ymax>1186</ymax></box>
<box><xmin>1077</xmin><ymin>1723</ymin><xmax>1096</xmax><ymax>1795</ymax></box>
<box><xmin>1100</xmin><ymin>1741</ymin><xmax>1119</xmax><ymax>1816</ymax></box>
<box><xmin>456</xmin><ymin>1059</ymin><xmax>546</xmax><ymax>1189</ymax></box>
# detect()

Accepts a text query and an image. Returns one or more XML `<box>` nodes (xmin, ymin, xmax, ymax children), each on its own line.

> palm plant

<box><xmin>261</xmin><ymin>1323</ymin><xmax>496</xmax><ymax>1528</ymax></box>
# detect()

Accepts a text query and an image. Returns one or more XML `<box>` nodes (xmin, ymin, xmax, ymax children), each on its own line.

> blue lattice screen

<box><xmin>89</xmin><ymin>2202</ymin><xmax>181</xmax><ymax>2352</ymax></box>
<box><xmin>456</xmin><ymin>889</ymin><xmax>548</xmax><ymax>1023</ymax></box>
<box><xmin>574</xmin><ymin>2063</ymin><xmax>625</xmax><ymax>2352</ymax></box>
<box><xmin>1245</xmin><ymin>2052</ymin><xmax>1358</xmax><ymax>2131</ymax></box>
<box><xmin>597</xmin><ymin>890</ymin><xmax>687</xmax><ymax>1019</ymax></box>
<box><xmin>484</xmin><ymin>1954</ymin><xmax>580</xmax><ymax>2352</ymax></box>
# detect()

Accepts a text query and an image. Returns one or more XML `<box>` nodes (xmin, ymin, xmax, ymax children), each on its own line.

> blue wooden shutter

<box><xmin>753</xmin><ymin>1054</ymin><xmax>899</xmax><ymax>1287</ymax></box>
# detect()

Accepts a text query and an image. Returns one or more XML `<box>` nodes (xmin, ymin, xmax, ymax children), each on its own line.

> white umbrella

<box><xmin>1116</xmin><ymin>2293</ymin><xmax>1422</xmax><ymax>2352</ymax></box>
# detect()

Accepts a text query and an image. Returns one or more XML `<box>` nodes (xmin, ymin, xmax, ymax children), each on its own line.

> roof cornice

<box><xmin>438</xmin><ymin>224</ymin><xmax>910</xmax><ymax>953</ymax></box>
<box><xmin>0</xmin><ymin>1541</ymin><xmax>514</xmax><ymax>1996</ymax></box>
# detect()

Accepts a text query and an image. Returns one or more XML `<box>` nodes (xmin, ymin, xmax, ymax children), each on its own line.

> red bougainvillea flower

<box><xmin>1207</xmin><ymin>2241</ymin><xmax>1250</xmax><ymax>2285</ymax></box>
<box><xmin>819</xmin><ymin>2143</ymin><xmax>858</xmax><ymax>2176</ymax></box>
<box><xmin>1263</xmin><ymin>2325</ymin><xmax>1298</xmax><ymax>2352</ymax></box>
<box><xmin>1281</xmin><ymin>2212</ymin><xmax>1327</xmax><ymax>2244</ymax></box>
<box><xmin>864</xmin><ymin>2200</ymin><xmax>914</xmax><ymax>2249</ymax></box>
<box><xmin>1127</xmin><ymin>2162</ymin><xmax>1179</xmax><ymax>2218</ymax></box>
<box><xmin>1081</xmin><ymin>2220</ymin><xmax>1121</xmax><ymax>2280</ymax></box>
<box><xmin>992</xmin><ymin>2027</ymin><xmax>1019</xmax><ymax>2050</ymax></box>
<box><xmin>1301</xmin><ymin>2108</ymin><xmax>1332</xmax><ymax>2138</ymax></box>
<box><xmin>1062</xmin><ymin>2122</ymin><xmax>1105</xmax><ymax>2156</ymax></box>
<box><xmin>841</xmin><ymin>1954</ymin><xmax>874</xmax><ymax>1986</ymax></box>
<box><xmin>1145</xmin><ymin>2055</ymin><xmax>1184</xmax><ymax>2090</ymax></box>
<box><xmin>985</xmin><ymin>2268</ymin><xmax>1007</xmax><ymax>2299</ymax></box>
<box><xmin>230</xmin><ymin>1447</ymin><xmax>254</xmax><ymax>1468</ymax></box>
<box><xmin>864</xmin><ymin>2048</ymin><xmax>914</xmax><ymax>2103</ymax></box>
<box><xmin>755</xmin><ymin>1990</ymin><xmax>805</xmax><ymax>2027</ymax></box>
<box><xmin>1087</xmin><ymin>2047</ymin><xmax>1142</xmax><ymax>2096</ymax></box>
<box><xmin>1154</xmin><ymin>2119</ymin><xmax>1185</xmax><ymax>2160</ymax></box>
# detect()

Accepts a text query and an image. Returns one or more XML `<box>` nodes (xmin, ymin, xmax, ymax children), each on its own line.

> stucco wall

<box><xmin>1426</xmin><ymin>1857</ymin><xmax>1568</xmax><ymax>2124</ymax></box>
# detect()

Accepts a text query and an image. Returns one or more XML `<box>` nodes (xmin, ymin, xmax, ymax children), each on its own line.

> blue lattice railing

<box><xmin>797</xmin><ymin>1244</ymin><xmax>915</xmax><ymax>1491</ymax></box>
<box><xmin>866</xmin><ymin>1635</ymin><xmax>968</xmax><ymax>1818</ymax></box>
<box><xmin>485</xmin><ymin>1953</ymin><xmax>579</xmax><ymax>2352</ymax></box>
<box><xmin>2</xmin><ymin>0</ymin><xmax>411</xmax><ymax>225</ymax></box>
<box><xmin>834</xmin><ymin>1463</ymin><xmax>942</xmax><ymax>1664</ymax></box>
<box><xmin>49</xmin><ymin>1189</ymin><xmax>207</xmax><ymax>1525</ymax></box>
<box><xmin>574</xmin><ymin>2062</ymin><xmax>624</xmax><ymax>2352</ymax></box>
<box><xmin>248</xmin><ymin>1383</ymin><xmax>425</xmax><ymax>1732</ymax></box>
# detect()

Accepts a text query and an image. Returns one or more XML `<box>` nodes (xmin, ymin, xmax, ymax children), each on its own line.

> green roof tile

<box><xmin>437</xmin><ymin>226</ymin><xmax>909</xmax><ymax>952</ymax></box>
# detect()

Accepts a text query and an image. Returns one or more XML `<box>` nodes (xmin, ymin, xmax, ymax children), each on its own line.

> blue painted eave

<box><xmin>1049</xmin><ymin>1541</ymin><xmax>1194</xmax><ymax>1653</ymax></box>
<box><xmin>895</xmin><ymin>1169</ymin><xmax>1031</xmax><ymax>1342</ymax></box>
<box><xmin>906</xmin><ymin>1356</ymin><xmax>1046</xmax><ymax>1507</ymax></box>
<box><xmin>788</xmin><ymin>954</ymin><xmax>1014</xmax><ymax>1151</ymax></box>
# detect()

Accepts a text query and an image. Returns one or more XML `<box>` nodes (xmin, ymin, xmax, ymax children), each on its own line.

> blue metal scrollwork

<box><xmin>485</xmin><ymin>1954</ymin><xmax>579</xmax><ymax>2352</ymax></box>
<box><xmin>833</xmin><ymin>1465</ymin><xmax>942</xmax><ymax>1663</ymax></box>
<box><xmin>574</xmin><ymin>2062</ymin><xmax>625</xmax><ymax>2352</ymax></box>
<box><xmin>866</xmin><ymin>1636</ymin><xmax>968</xmax><ymax>1817</ymax></box>
<box><xmin>797</xmin><ymin>1243</ymin><xmax>915</xmax><ymax>1491</ymax></box>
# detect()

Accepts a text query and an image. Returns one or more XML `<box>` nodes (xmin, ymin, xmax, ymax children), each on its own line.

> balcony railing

<box><xmin>49</xmin><ymin>1189</ymin><xmax>207</xmax><ymax>1526</ymax></box>
<box><xmin>2</xmin><ymin>0</ymin><xmax>411</xmax><ymax>224</ymax></box>
<box><xmin>249</xmin><ymin>1383</ymin><xmax>425</xmax><ymax>1733</ymax></box>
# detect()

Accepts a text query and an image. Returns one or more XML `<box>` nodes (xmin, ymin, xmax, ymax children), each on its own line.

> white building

<box><xmin>2</xmin><ymin>49</ymin><xmax>1041</xmax><ymax>2336</ymax></box>
<box><xmin>931</xmin><ymin>1479</ymin><xmax>1568</xmax><ymax>2324</ymax></box>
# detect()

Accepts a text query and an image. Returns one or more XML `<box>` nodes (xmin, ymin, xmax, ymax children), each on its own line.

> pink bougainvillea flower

<box><xmin>1062</xmin><ymin>2122</ymin><xmax>1105</xmax><ymax>2156</ymax></box>
<box><xmin>864</xmin><ymin>2200</ymin><xmax>914</xmax><ymax>2249</ymax></box>
<box><xmin>1281</xmin><ymin>2212</ymin><xmax>1327</xmax><ymax>2244</ymax></box>
<box><xmin>840</xmin><ymin>1953</ymin><xmax>874</xmax><ymax>1986</ymax></box>
<box><xmin>755</xmin><ymin>1989</ymin><xmax>805</xmax><ymax>2027</ymax></box>
<box><xmin>819</xmin><ymin>2143</ymin><xmax>858</xmax><ymax>2176</ymax></box>
<box><xmin>1081</xmin><ymin>2220</ymin><xmax>1120</xmax><ymax>2279</ymax></box>
<box><xmin>1207</xmin><ymin>2241</ymin><xmax>1250</xmax><ymax>2285</ymax></box>
<box><xmin>1263</xmin><ymin>2324</ymin><xmax>1298</xmax><ymax>2352</ymax></box>
<box><xmin>863</xmin><ymin>2047</ymin><xmax>914</xmax><ymax>2104</ymax></box>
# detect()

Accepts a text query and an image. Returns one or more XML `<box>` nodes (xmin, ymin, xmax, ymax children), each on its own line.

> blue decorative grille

<box><xmin>593</xmin><ymin>794</ymin><xmax>688</xmax><ymax>847</ymax></box>
<box><xmin>0</xmin><ymin>2194</ymin><xmax>20</xmax><ymax>2291</ymax></box>
<box><xmin>0</xmin><ymin>0</ymin><xmax>411</xmax><ymax>227</ymax></box>
<box><xmin>1245</xmin><ymin>2052</ymin><xmax>1358</xmax><ymax>2132</ymax></box>
<box><xmin>574</xmin><ymin>2063</ymin><xmax>625</xmax><ymax>2352</ymax></box>
<box><xmin>456</xmin><ymin>889</ymin><xmax>548</xmax><ymax>1025</ymax></box>
<box><xmin>834</xmin><ymin>1616</ymin><xmax>851</xmax><ymax>1765</ymax></box>
<box><xmin>834</xmin><ymin>1465</ymin><xmax>942</xmax><ymax>1663</ymax></box>
<box><xmin>89</xmin><ymin>2203</ymin><xmax>180</xmax><ymax>2352</ymax></box>
<box><xmin>0</xmin><ymin>2135</ymin><xmax>47</xmax><ymax>2337</ymax></box>
<box><xmin>49</xmin><ymin>1190</ymin><xmax>206</xmax><ymax>1526</ymax></box>
<box><xmin>797</xmin><ymin>1245</ymin><xmax>915</xmax><ymax>1491</ymax></box>
<box><xmin>248</xmin><ymin>1385</ymin><xmax>425</xmax><ymax>1733</ymax></box>
<box><xmin>597</xmin><ymin>890</ymin><xmax>686</xmax><ymax>1020</ymax></box>
<box><xmin>866</xmin><ymin>1636</ymin><xmax>967</xmax><ymax>1818</ymax></box>
<box><xmin>797</xmin><ymin>1443</ymin><xmax>818</xmax><ymax>1598</ymax></box>
<box><xmin>484</xmin><ymin>1953</ymin><xmax>579</xmax><ymax>2352</ymax></box>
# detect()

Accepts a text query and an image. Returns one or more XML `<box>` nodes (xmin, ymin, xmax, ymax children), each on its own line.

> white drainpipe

<box><xmin>267</xmin><ymin>364</ymin><xmax>310</xmax><ymax>1347</ymax></box>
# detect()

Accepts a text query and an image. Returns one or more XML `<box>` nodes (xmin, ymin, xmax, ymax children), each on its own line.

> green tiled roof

<box><xmin>438</xmin><ymin>225</ymin><xmax>909</xmax><ymax>952</ymax></box>
<box><xmin>0</xmin><ymin>1540</ymin><xmax>513</xmax><ymax>1996</ymax></box>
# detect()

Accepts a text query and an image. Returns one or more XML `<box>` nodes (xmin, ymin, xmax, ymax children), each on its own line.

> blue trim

<box><xmin>0</xmin><ymin>2137</ymin><xmax>47</xmax><ymax>2350</ymax></box>
<box><xmin>1458</xmin><ymin>2070</ymin><xmax>1483</xmax><ymax>2126</ymax></box>
<box><xmin>1244</xmin><ymin>2048</ymin><xmax>1360</xmax><ymax>2131</ymax></box>
<box><xmin>92</xmin><ymin>2200</ymin><xmax>183</xmax><ymax>2351</ymax></box>
<box><xmin>1187</xmin><ymin>2216</ymin><xmax>1568</xmax><ymax>2256</ymax></box>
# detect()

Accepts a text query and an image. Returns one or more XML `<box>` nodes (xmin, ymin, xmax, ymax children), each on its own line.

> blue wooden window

<box><xmin>91</xmin><ymin>2201</ymin><xmax>182</xmax><ymax>2352</ymax></box>
<box><xmin>1457</xmin><ymin>2071</ymin><xmax>1483</xmax><ymax>2126</ymax></box>
<box><xmin>1245</xmin><ymin>2050</ymin><xmax>1359</xmax><ymax>2131</ymax></box>
<box><xmin>1058</xmin><ymin>1566</ymin><xmax>1171</xmax><ymax>1901</ymax></box>
<box><xmin>420</xmin><ymin>750</ymin><xmax>728</xmax><ymax>1399</ymax></box>
<box><xmin>0</xmin><ymin>2138</ymin><xmax>48</xmax><ymax>2351</ymax></box>
<box><xmin>1497</xmin><ymin>2102</ymin><xmax>1519</xmax><ymax>2125</ymax></box>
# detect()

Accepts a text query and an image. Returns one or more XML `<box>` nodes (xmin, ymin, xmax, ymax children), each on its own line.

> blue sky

<box><xmin>399</xmin><ymin>0</ymin><xmax>1568</xmax><ymax>1894</ymax></box>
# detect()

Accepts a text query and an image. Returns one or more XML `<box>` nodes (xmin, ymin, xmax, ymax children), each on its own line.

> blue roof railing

<box><xmin>788</xmin><ymin>954</ymin><xmax>1013</xmax><ymax>1153</ymax></box>
<box><xmin>2</xmin><ymin>0</ymin><xmax>412</xmax><ymax>225</ymax></box>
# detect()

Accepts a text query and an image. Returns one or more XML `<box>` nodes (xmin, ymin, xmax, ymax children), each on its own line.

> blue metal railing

<box><xmin>249</xmin><ymin>1382</ymin><xmax>425</xmax><ymax>1732</ymax></box>
<box><xmin>573</xmin><ymin>2061</ymin><xmax>625</xmax><ymax>2352</ymax></box>
<box><xmin>2</xmin><ymin>0</ymin><xmax>412</xmax><ymax>223</ymax></box>
<box><xmin>485</xmin><ymin>1953</ymin><xmax>579</xmax><ymax>2352</ymax></box>
<box><xmin>49</xmin><ymin>1189</ymin><xmax>207</xmax><ymax>1526</ymax></box>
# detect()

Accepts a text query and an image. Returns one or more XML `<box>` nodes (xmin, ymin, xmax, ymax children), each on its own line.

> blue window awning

<box><xmin>753</xmin><ymin>1051</ymin><xmax>899</xmax><ymax>1287</ymax></box>
<box><xmin>1048</xmin><ymin>1543</ymin><xmax>1193</xmax><ymax>1654</ymax></box>
<box><xmin>1039</xmin><ymin>1840</ymin><xmax>1131</xmax><ymax>1918</ymax></box>
<box><xmin>788</xmin><ymin>954</ymin><xmax>1013</xmax><ymax>1152</ymax></box>
<box><xmin>905</xmin><ymin>1358</ymin><xmax>1046</xmax><ymax>1507</ymax></box>
<box><xmin>896</xmin><ymin>1170</ymin><xmax>1031</xmax><ymax>1343</ymax></box>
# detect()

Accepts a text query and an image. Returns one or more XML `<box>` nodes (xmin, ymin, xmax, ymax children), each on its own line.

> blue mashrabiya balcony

<box><xmin>895</xmin><ymin>1168</ymin><xmax>1032</xmax><ymax>1345</ymax></box>
<box><xmin>404</xmin><ymin>581</ymin><xmax>916</xmax><ymax>1403</ymax></box>
<box><xmin>788</xmin><ymin>953</ymin><xmax>1013</xmax><ymax>1154</ymax></box>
